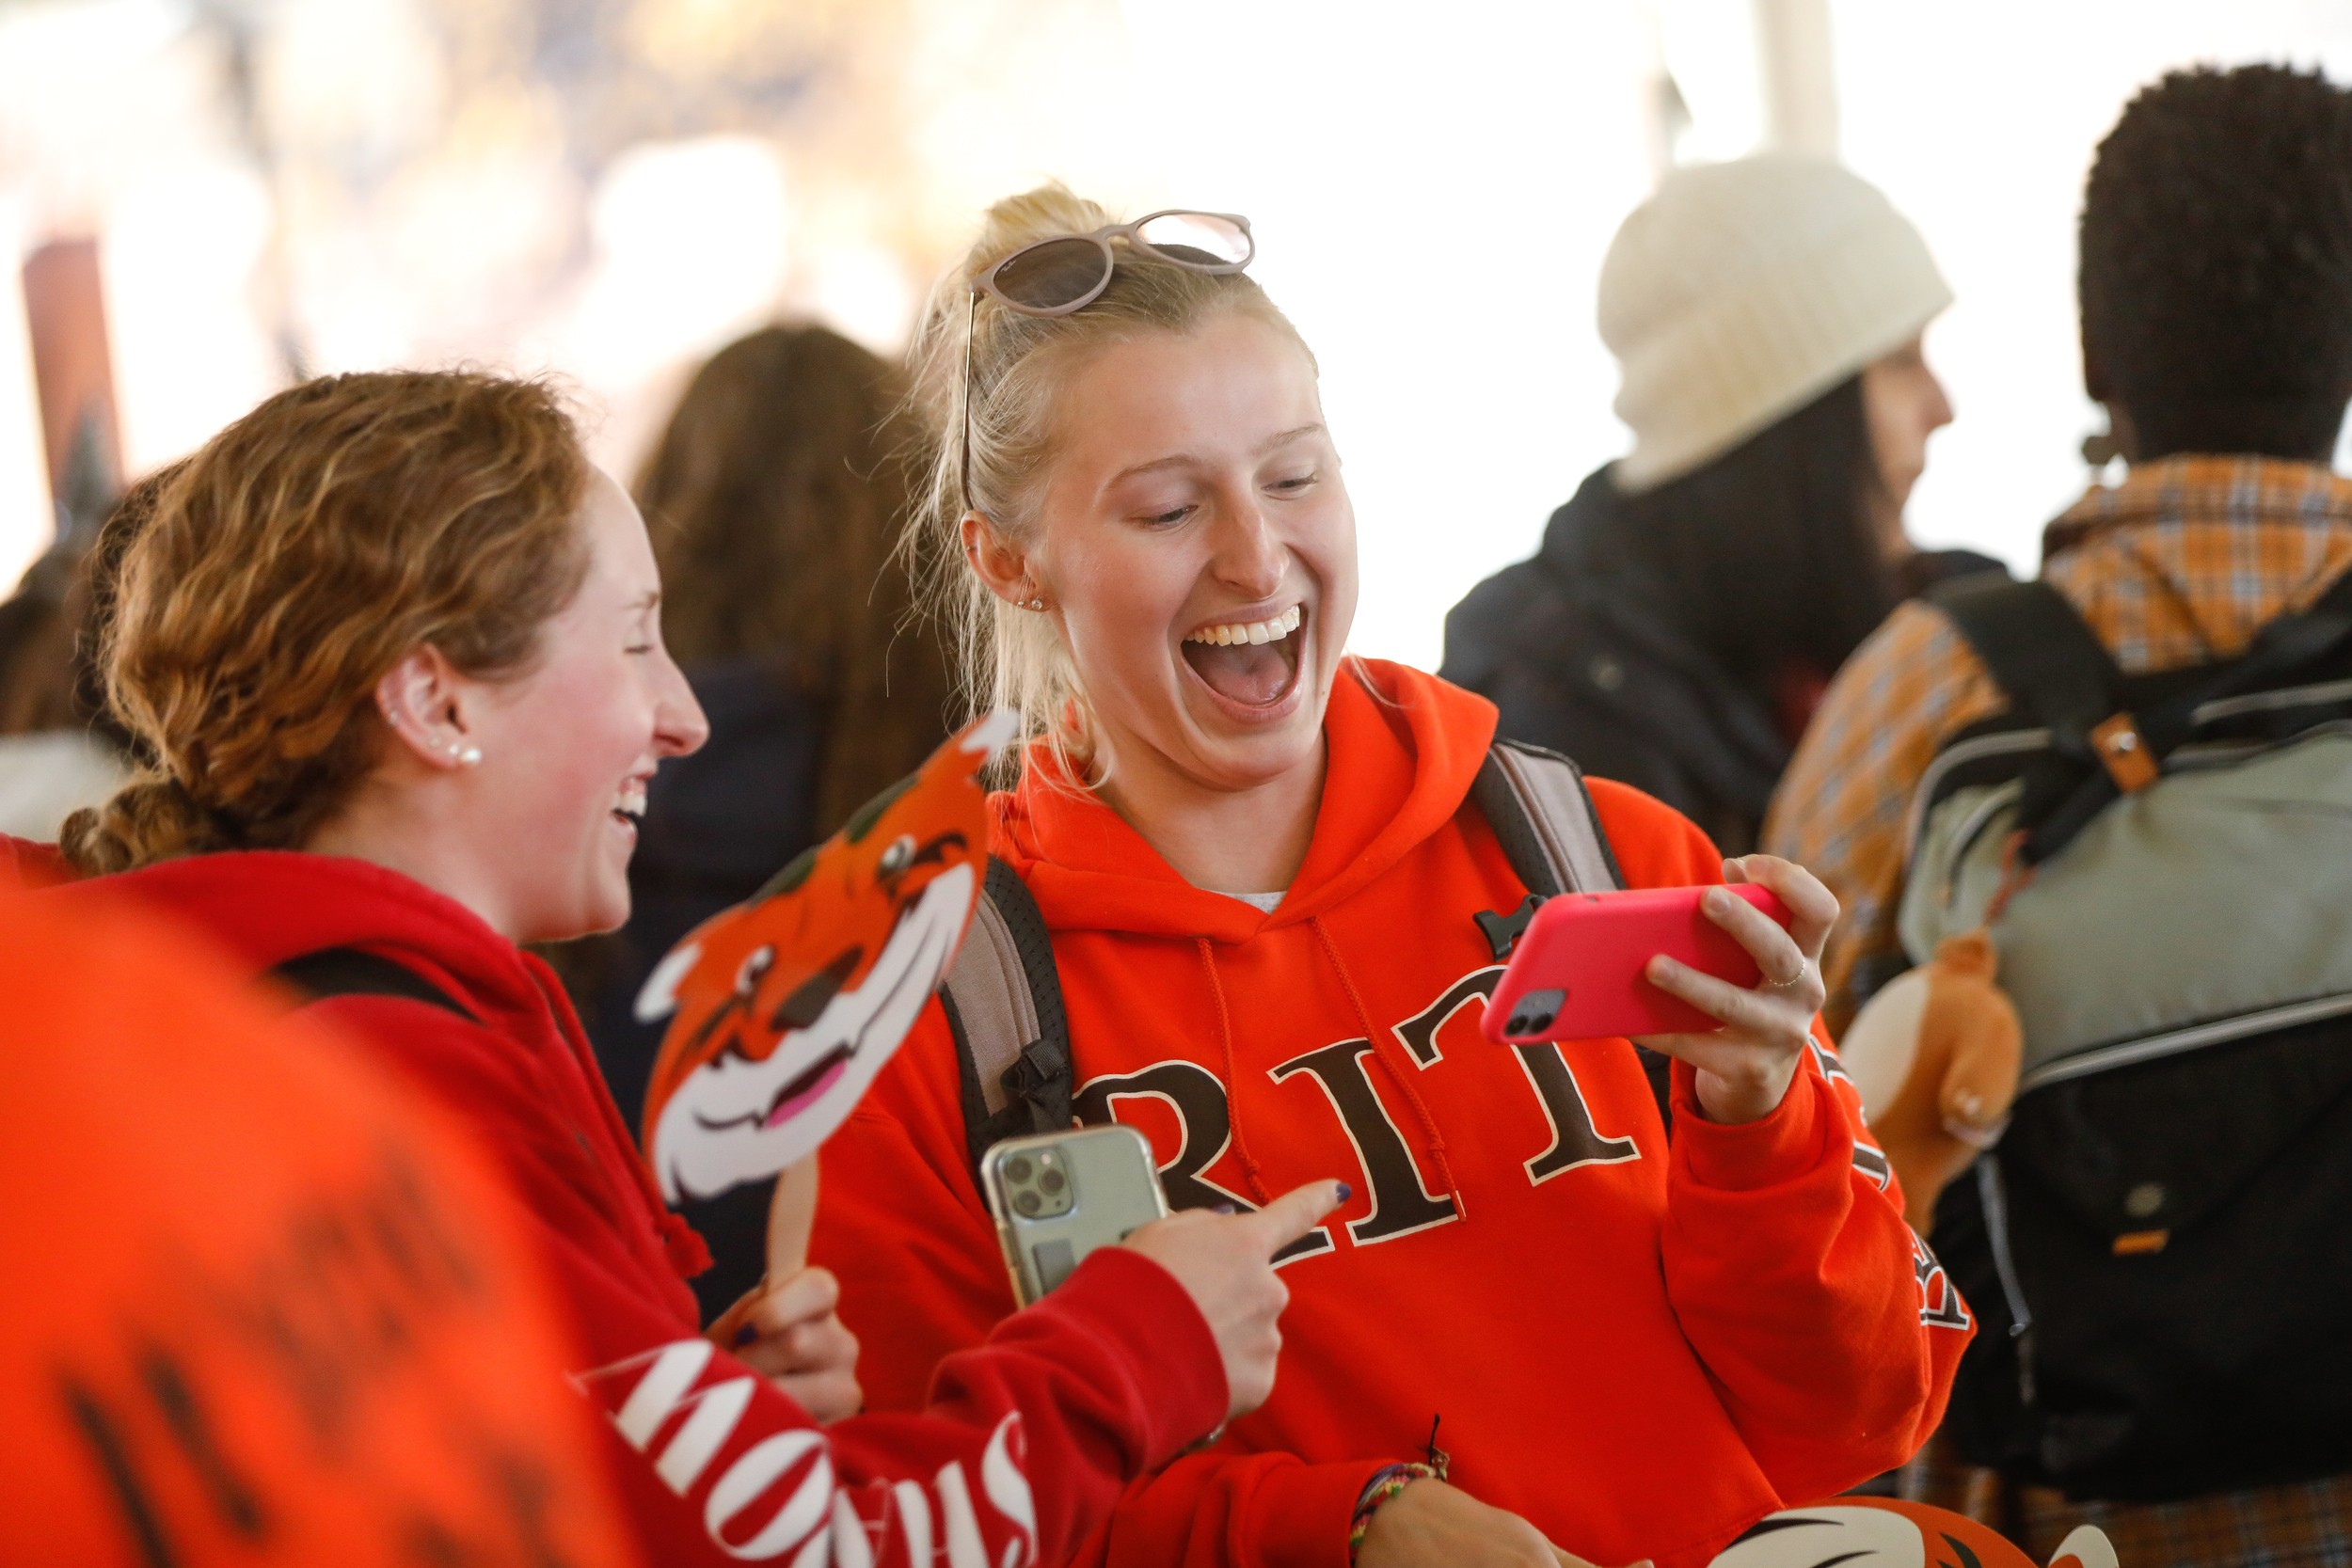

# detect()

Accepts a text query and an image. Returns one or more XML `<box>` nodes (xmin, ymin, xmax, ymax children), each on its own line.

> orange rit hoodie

<box><xmin>812</xmin><ymin>660</ymin><xmax>1970</xmax><ymax>1568</ymax></box>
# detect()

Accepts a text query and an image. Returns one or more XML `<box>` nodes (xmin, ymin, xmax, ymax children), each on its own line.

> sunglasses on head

<box><xmin>961</xmin><ymin>210</ymin><xmax>1255</xmax><ymax>512</ymax></box>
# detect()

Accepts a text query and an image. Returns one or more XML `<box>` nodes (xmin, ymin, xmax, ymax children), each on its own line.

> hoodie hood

<box><xmin>990</xmin><ymin>658</ymin><xmax>1497</xmax><ymax>941</ymax></box>
<box><xmin>57</xmin><ymin>849</ymin><xmax>567</xmax><ymax>1040</ymax></box>
<box><xmin>54</xmin><ymin>847</ymin><xmax>714</xmax><ymax>1291</ymax></box>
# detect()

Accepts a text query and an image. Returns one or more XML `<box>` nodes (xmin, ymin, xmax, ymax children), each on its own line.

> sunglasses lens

<box><xmin>1136</xmin><ymin>213</ymin><xmax>1251</xmax><ymax>267</ymax></box>
<box><xmin>993</xmin><ymin>238</ymin><xmax>1111</xmax><ymax>311</ymax></box>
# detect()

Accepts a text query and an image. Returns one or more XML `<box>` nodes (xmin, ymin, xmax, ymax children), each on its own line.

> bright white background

<box><xmin>6</xmin><ymin>0</ymin><xmax>2352</xmax><ymax>671</ymax></box>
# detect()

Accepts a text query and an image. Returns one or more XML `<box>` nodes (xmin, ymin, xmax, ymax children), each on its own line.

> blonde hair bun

<box><xmin>960</xmin><ymin>182</ymin><xmax>1114</xmax><ymax>288</ymax></box>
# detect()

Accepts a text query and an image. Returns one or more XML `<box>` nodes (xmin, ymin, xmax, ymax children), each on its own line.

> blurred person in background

<box><xmin>811</xmin><ymin>183</ymin><xmax>1969</xmax><ymax>1568</ymax></box>
<box><xmin>555</xmin><ymin>324</ymin><xmax>955</xmax><ymax>1317</ymax></box>
<box><xmin>42</xmin><ymin>369</ymin><xmax>1324</xmax><ymax>1567</ymax></box>
<box><xmin>0</xmin><ymin>887</ymin><xmax>636</xmax><ymax>1568</ymax></box>
<box><xmin>1770</xmin><ymin>65</ymin><xmax>2352</xmax><ymax>1560</ymax></box>
<box><xmin>1442</xmin><ymin>155</ymin><xmax>1984</xmax><ymax>855</ymax></box>
<box><xmin>0</xmin><ymin>484</ymin><xmax>147</xmax><ymax>838</ymax></box>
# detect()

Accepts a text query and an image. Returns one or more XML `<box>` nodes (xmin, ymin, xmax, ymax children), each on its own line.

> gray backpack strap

<box><xmin>1470</xmin><ymin>740</ymin><xmax>1671</xmax><ymax>1124</ymax></box>
<box><xmin>942</xmin><ymin>857</ymin><xmax>1073</xmax><ymax>1183</ymax></box>
<box><xmin>1470</xmin><ymin>739</ymin><xmax>1625</xmax><ymax>957</ymax></box>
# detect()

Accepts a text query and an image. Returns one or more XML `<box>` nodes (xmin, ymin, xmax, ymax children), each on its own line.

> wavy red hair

<box><xmin>63</xmin><ymin>371</ymin><xmax>591</xmax><ymax>873</ymax></box>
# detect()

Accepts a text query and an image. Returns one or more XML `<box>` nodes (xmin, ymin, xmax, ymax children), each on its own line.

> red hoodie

<box><xmin>44</xmin><ymin>848</ymin><xmax>1227</xmax><ymax>1568</ymax></box>
<box><xmin>811</xmin><ymin>661</ymin><xmax>1970</xmax><ymax>1568</ymax></box>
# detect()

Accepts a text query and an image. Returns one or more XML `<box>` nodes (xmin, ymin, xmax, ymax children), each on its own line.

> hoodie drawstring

<box><xmin>1194</xmin><ymin>937</ymin><xmax>1272</xmax><ymax>1204</ymax></box>
<box><xmin>1310</xmin><ymin>913</ymin><xmax>1466</xmax><ymax>1216</ymax></box>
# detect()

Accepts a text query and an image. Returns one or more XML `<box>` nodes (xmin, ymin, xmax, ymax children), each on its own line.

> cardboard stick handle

<box><xmin>767</xmin><ymin>1156</ymin><xmax>818</xmax><ymax>1282</ymax></box>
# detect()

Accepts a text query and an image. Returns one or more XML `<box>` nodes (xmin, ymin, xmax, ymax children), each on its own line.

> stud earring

<box><xmin>1025</xmin><ymin>597</ymin><xmax>1046</xmax><ymax>611</ymax></box>
<box><xmin>450</xmin><ymin>741</ymin><xmax>483</xmax><ymax>767</ymax></box>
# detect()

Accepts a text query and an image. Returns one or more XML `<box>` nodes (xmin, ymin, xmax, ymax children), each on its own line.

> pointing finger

<box><xmin>1243</xmin><ymin>1180</ymin><xmax>1349</xmax><ymax>1256</ymax></box>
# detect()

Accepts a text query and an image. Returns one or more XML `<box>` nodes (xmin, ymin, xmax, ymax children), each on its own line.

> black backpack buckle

<box><xmin>1472</xmin><ymin>895</ymin><xmax>1546</xmax><ymax>960</ymax></box>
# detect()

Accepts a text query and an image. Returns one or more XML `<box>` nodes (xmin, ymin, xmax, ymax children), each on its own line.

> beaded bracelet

<box><xmin>1347</xmin><ymin>1461</ymin><xmax>1440</xmax><ymax>1562</ymax></box>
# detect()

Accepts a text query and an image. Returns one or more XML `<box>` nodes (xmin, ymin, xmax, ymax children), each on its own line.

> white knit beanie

<box><xmin>1600</xmin><ymin>153</ymin><xmax>1952</xmax><ymax>493</ymax></box>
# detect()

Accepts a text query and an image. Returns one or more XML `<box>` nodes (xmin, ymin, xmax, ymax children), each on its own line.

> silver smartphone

<box><xmin>981</xmin><ymin>1125</ymin><xmax>1170</xmax><ymax>1306</ymax></box>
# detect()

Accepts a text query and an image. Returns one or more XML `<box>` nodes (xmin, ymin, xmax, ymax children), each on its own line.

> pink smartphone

<box><xmin>1481</xmin><ymin>884</ymin><xmax>1794</xmax><ymax>1044</ymax></box>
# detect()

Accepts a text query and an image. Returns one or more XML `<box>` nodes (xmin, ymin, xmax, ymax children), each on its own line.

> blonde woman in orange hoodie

<box><xmin>809</xmin><ymin>187</ymin><xmax>1970</xmax><ymax>1568</ymax></box>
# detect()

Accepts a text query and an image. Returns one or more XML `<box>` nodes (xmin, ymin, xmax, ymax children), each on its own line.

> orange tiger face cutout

<box><xmin>1708</xmin><ymin>1500</ymin><xmax>2116</xmax><ymax>1568</ymax></box>
<box><xmin>635</xmin><ymin>712</ymin><xmax>1016</xmax><ymax>1203</ymax></box>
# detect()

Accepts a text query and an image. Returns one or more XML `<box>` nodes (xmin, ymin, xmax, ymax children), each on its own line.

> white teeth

<box><xmin>1186</xmin><ymin>604</ymin><xmax>1304</xmax><ymax>647</ymax></box>
<box><xmin>614</xmin><ymin>780</ymin><xmax>648</xmax><ymax>819</ymax></box>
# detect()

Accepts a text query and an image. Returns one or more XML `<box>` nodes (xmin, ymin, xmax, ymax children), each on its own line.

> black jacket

<box><xmin>1442</xmin><ymin>468</ymin><xmax>2003</xmax><ymax>855</ymax></box>
<box><xmin>1440</xmin><ymin>469</ymin><xmax>1798</xmax><ymax>855</ymax></box>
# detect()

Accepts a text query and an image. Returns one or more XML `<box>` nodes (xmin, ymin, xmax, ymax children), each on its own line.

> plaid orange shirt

<box><xmin>1766</xmin><ymin>454</ymin><xmax>2352</xmax><ymax>1026</ymax></box>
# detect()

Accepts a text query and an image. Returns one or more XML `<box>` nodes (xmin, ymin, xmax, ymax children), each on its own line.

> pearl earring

<box><xmin>450</xmin><ymin>741</ymin><xmax>483</xmax><ymax>767</ymax></box>
<box><xmin>1025</xmin><ymin>596</ymin><xmax>1046</xmax><ymax>611</ymax></box>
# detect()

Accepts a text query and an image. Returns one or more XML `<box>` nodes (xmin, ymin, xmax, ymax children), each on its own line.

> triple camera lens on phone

<box><xmin>1001</xmin><ymin>1148</ymin><xmax>1074</xmax><ymax>1219</ymax></box>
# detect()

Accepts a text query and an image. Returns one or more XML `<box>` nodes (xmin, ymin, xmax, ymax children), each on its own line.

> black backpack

<box><xmin>1896</xmin><ymin>568</ymin><xmax>2352</xmax><ymax>1501</ymax></box>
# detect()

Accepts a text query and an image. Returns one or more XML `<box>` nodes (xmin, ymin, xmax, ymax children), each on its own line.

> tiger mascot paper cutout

<box><xmin>1708</xmin><ymin>1499</ymin><xmax>2116</xmax><ymax>1568</ymax></box>
<box><xmin>635</xmin><ymin>710</ymin><xmax>1017</xmax><ymax>1205</ymax></box>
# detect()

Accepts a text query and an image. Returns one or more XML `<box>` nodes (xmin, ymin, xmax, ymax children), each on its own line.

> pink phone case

<box><xmin>1481</xmin><ymin>884</ymin><xmax>1794</xmax><ymax>1044</ymax></box>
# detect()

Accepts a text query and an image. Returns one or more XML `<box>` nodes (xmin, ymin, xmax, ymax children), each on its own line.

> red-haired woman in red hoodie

<box><xmin>44</xmin><ymin>369</ymin><xmax>1343</xmax><ymax>1567</ymax></box>
<box><xmin>807</xmin><ymin>188</ymin><xmax>1973</xmax><ymax>1568</ymax></box>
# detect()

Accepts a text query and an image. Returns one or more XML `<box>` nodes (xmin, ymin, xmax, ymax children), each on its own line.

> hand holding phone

<box><xmin>983</xmin><ymin>1127</ymin><xmax>1344</xmax><ymax>1420</ymax></box>
<box><xmin>1485</xmin><ymin>882</ymin><xmax>1796</xmax><ymax>1044</ymax></box>
<box><xmin>1485</xmin><ymin>855</ymin><xmax>1839</xmax><ymax>1127</ymax></box>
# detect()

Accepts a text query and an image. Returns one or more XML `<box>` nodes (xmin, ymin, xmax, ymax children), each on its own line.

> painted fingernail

<box><xmin>733</xmin><ymin>1323</ymin><xmax>758</xmax><ymax>1348</ymax></box>
<box><xmin>1214</xmin><ymin>1203</ymin><xmax>1238</xmax><ymax>1215</ymax></box>
<box><xmin>1335</xmin><ymin>1181</ymin><xmax>1353</xmax><ymax>1202</ymax></box>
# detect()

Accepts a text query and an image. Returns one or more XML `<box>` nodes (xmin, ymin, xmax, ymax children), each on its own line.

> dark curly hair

<box><xmin>2081</xmin><ymin>64</ymin><xmax>2352</xmax><ymax>460</ymax></box>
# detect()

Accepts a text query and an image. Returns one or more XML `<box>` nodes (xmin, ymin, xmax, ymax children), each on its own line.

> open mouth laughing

<box><xmin>1179</xmin><ymin>601</ymin><xmax>1307</xmax><ymax>708</ymax></box>
<box><xmin>612</xmin><ymin>775</ymin><xmax>648</xmax><ymax>833</ymax></box>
